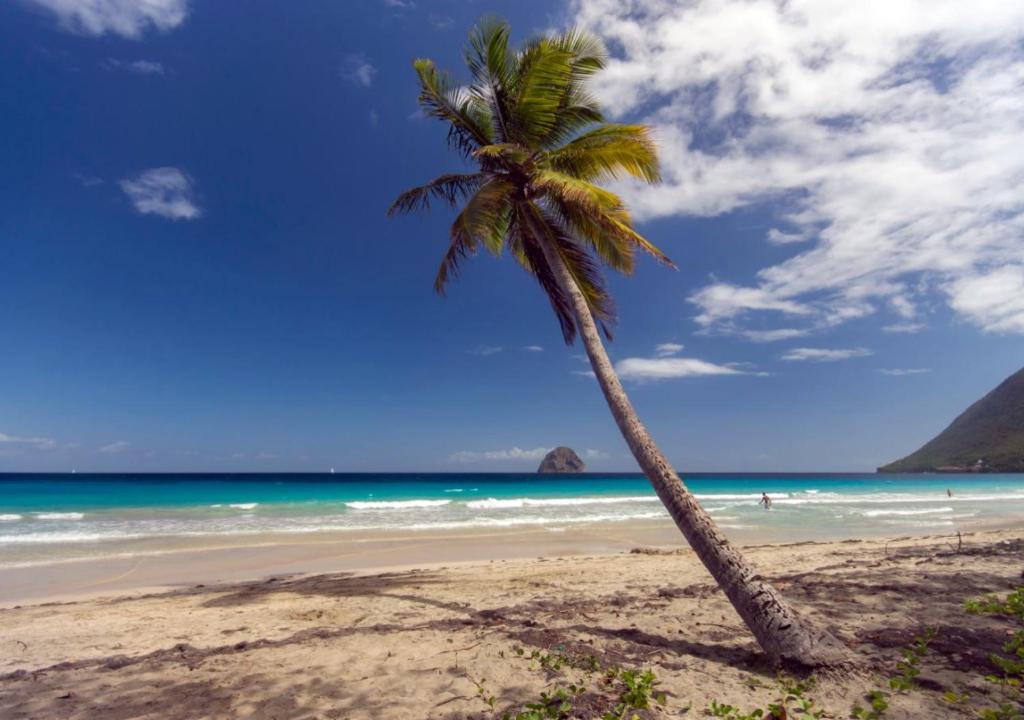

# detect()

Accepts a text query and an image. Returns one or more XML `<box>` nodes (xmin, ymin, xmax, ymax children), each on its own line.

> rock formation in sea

<box><xmin>537</xmin><ymin>447</ymin><xmax>586</xmax><ymax>474</ymax></box>
<box><xmin>878</xmin><ymin>365</ymin><xmax>1024</xmax><ymax>473</ymax></box>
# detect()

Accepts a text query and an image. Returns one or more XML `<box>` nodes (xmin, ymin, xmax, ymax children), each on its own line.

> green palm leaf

<box><xmin>392</xmin><ymin>17</ymin><xmax>669</xmax><ymax>343</ymax></box>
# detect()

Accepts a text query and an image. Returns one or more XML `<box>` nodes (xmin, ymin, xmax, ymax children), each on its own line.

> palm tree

<box><xmin>389</xmin><ymin>19</ymin><xmax>847</xmax><ymax>668</ymax></box>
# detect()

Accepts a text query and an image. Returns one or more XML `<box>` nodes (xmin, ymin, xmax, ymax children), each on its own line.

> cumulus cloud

<box><xmin>947</xmin><ymin>266</ymin><xmax>1024</xmax><ymax>333</ymax></box>
<box><xmin>25</xmin><ymin>0</ymin><xmax>188</xmax><ymax>38</ymax></box>
<box><xmin>120</xmin><ymin>167</ymin><xmax>200</xmax><ymax>220</ymax></box>
<box><xmin>342</xmin><ymin>55</ymin><xmax>377</xmax><ymax>87</ymax></box>
<box><xmin>780</xmin><ymin>347</ymin><xmax>873</xmax><ymax>362</ymax></box>
<box><xmin>584</xmin><ymin>448</ymin><xmax>610</xmax><ymax>460</ymax></box>
<box><xmin>98</xmin><ymin>440</ymin><xmax>129</xmax><ymax>454</ymax></box>
<box><xmin>878</xmin><ymin>368</ymin><xmax>931</xmax><ymax>376</ymax></box>
<box><xmin>449</xmin><ymin>447</ymin><xmax>551</xmax><ymax>464</ymax></box>
<box><xmin>570</xmin><ymin>0</ymin><xmax>1024</xmax><ymax>337</ymax></box>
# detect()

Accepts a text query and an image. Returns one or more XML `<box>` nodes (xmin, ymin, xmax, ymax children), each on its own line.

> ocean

<box><xmin>1</xmin><ymin>472</ymin><xmax>1022</xmax><ymax>567</ymax></box>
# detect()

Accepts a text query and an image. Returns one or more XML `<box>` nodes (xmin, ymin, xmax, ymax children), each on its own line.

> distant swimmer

<box><xmin>947</xmin><ymin>488</ymin><xmax>953</xmax><ymax>498</ymax></box>
<box><xmin>760</xmin><ymin>492</ymin><xmax>772</xmax><ymax>509</ymax></box>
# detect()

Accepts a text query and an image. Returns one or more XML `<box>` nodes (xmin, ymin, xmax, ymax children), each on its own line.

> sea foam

<box><xmin>466</xmin><ymin>496</ymin><xmax>656</xmax><ymax>510</ymax></box>
<box><xmin>346</xmin><ymin>499</ymin><xmax>451</xmax><ymax>510</ymax></box>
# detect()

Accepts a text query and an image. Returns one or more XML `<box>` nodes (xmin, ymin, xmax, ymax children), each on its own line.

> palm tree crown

<box><xmin>389</xmin><ymin>18</ymin><xmax>674</xmax><ymax>344</ymax></box>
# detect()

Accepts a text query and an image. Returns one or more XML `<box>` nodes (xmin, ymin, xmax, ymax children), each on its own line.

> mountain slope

<box><xmin>879</xmin><ymin>367</ymin><xmax>1024</xmax><ymax>473</ymax></box>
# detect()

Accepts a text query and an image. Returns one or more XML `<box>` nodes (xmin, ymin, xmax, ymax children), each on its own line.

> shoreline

<box><xmin>2</xmin><ymin>513</ymin><xmax>1017</xmax><ymax>608</ymax></box>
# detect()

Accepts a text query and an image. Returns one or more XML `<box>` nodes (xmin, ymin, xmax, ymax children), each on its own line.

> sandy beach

<box><xmin>2</xmin><ymin>525</ymin><xmax>1023</xmax><ymax>719</ymax></box>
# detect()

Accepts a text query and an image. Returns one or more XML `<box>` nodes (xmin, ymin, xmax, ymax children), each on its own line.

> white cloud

<box><xmin>26</xmin><ymin>0</ymin><xmax>188</xmax><ymax>38</ymax></box>
<box><xmin>947</xmin><ymin>266</ymin><xmax>1024</xmax><ymax>333</ymax></box>
<box><xmin>882</xmin><ymin>322</ymin><xmax>926</xmax><ymax>334</ymax></box>
<box><xmin>766</xmin><ymin>228</ymin><xmax>809</xmax><ymax>245</ymax></box>
<box><xmin>523</xmin><ymin>345</ymin><xmax>544</xmax><ymax>352</ymax></box>
<box><xmin>470</xmin><ymin>345</ymin><xmax>503</xmax><ymax>356</ymax></box>
<box><xmin>615</xmin><ymin>356</ymin><xmax>745</xmax><ymax>381</ymax></box>
<box><xmin>741</xmin><ymin>328</ymin><xmax>810</xmax><ymax>343</ymax></box>
<box><xmin>449</xmin><ymin>446</ymin><xmax>551</xmax><ymax>464</ymax></box>
<box><xmin>584</xmin><ymin>448</ymin><xmax>609</xmax><ymax>460</ymax></box>
<box><xmin>780</xmin><ymin>347</ymin><xmax>873</xmax><ymax>362</ymax></box>
<box><xmin>0</xmin><ymin>432</ymin><xmax>56</xmax><ymax>451</ymax></box>
<box><xmin>120</xmin><ymin>167</ymin><xmax>200</xmax><ymax>220</ymax></box>
<box><xmin>689</xmin><ymin>284</ymin><xmax>812</xmax><ymax>328</ymax></box>
<box><xmin>878</xmin><ymin>368</ymin><xmax>931</xmax><ymax>376</ymax></box>
<box><xmin>654</xmin><ymin>342</ymin><xmax>684</xmax><ymax>357</ymax></box>
<box><xmin>104</xmin><ymin>58</ymin><xmax>165</xmax><ymax>75</ymax></box>
<box><xmin>343</xmin><ymin>55</ymin><xmax>377</xmax><ymax>87</ymax></box>
<box><xmin>255</xmin><ymin>451</ymin><xmax>278</xmax><ymax>461</ymax></box>
<box><xmin>571</xmin><ymin>0</ymin><xmax>1024</xmax><ymax>336</ymax></box>
<box><xmin>98</xmin><ymin>440</ymin><xmax>129</xmax><ymax>454</ymax></box>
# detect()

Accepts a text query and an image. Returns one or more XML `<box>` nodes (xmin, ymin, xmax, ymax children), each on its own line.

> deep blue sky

<box><xmin>1</xmin><ymin>0</ymin><xmax>1022</xmax><ymax>473</ymax></box>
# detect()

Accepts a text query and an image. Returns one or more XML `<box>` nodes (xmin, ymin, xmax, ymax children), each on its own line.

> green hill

<box><xmin>878</xmin><ymin>366</ymin><xmax>1024</xmax><ymax>473</ymax></box>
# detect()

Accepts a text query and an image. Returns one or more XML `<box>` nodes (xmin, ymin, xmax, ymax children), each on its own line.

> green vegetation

<box><xmin>879</xmin><ymin>366</ymin><xmax>1024</xmax><ymax>472</ymax></box>
<box><xmin>887</xmin><ymin>627</ymin><xmax>935</xmax><ymax>691</ymax></box>
<box><xmin>707</xmin><ymin>676</ymin><xmax>825</xmax><ymax>719</ymax></box>
<box><xmin>966</xmin><ymin>587</ymin><xmax>1024</xmax><ymax>718</ymax></box>
<box><xmin>465</xmin><ymin>601</ymin><xmax>1024</xmax><ymax>719</ymax></box>
<box><xmin>471</xmin><ymin>647</ymin><xmax>666</xmax><ymax>720</ymax></box>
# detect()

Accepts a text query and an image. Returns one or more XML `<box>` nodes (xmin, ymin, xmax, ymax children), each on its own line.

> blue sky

<box><xmin>1</xmin><ymin>0</ymin><xmax>1023</xmax><ymax>473</ymax></box>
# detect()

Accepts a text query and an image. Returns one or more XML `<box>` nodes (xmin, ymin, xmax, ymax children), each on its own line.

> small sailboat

<box><xmin>330</xmin><ymin>467</ymin><xmax>335</xmax><ymax>474</ymax></box>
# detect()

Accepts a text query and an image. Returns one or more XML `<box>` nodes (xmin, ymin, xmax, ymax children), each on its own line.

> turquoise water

<box><xmin>1</xmin><ymin>473</ymin><xmax>1022</xmax><ymax>564</ymax></box>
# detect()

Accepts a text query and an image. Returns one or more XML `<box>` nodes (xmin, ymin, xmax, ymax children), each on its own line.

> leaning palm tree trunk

<box><xmin>538</xmin><ymin>239</ymin><xmax>848</xmax><ymax>668</ymax></box>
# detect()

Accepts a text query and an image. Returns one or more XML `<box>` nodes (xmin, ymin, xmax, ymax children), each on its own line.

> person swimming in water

<box><xmin>760</xmin><ymin>492</ymin><xmax>772</xmax><ymax>509</ymax></box>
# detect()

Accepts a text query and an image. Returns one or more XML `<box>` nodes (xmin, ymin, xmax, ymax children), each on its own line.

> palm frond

<box><xmin>533</xmin><ymin>170</ymin><xmax>674</xmax><ymax>268</ymax></box>
<box><xmin>435</xmin><ymin>178</ymin><xmax>514</xmax><ymax>293</ymax></box>
<box><xmin>508</xmin><ymin>202</ymin><xmax>578</xmax><ymax>343</ymax></box>
<box><xmin>465</xmin><ymin>18</ymin><xmax>516</xmax><ymax>143</ymax></box>
<box><xmin>413</xmin><ymin>59</ymin><xmax>493</xmax><ymax>157</ymax></box>
<box><xmin>509</xmin><ymin>38</ymin><xmax>574</xmax><ymax>146</ymax></box>
<box><xmin>473</xmin><ymin>143</ymin><xmax>532</xmax><ymax>171</ymax></box>
<box><xmin>546</xmin><ymin>124</ymin><xmax>660</xmax><ymax>183</ymax></box>
<box><xmin>516</xmin><ymin>201</ymin><xmax>617</xmax><ymax>343</ymax></box>
<box><xmin>388</xmin><ymin>173</ymin><xmax>486</xmax><ymax>216</ymax></box>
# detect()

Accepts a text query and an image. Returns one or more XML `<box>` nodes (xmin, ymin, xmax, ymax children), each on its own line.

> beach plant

<box><xmin>601</xmin><ymin>667</ymin><xmax>666</xmax><ymax>720</ymax></box>
<box><xmin>888</xmin><ymin>627</ymin><xmax>935</xmax><ymax>692</ymax></box>
<box><xmin>492</xmin><ymin>655</ymin><xmax>664</xmax><ymax>720</ymax></box>
<box><xmin>850</xmin><ymin>689</ymin><xmax>889</xmax><ymax>719</ymax></box>
<box><xmin>965</xmin><ymin>587</ymin><xmax>1024</xmax><ymax>718</ymax></box>
<box><xmin>388</xmin><ymin>16</ymin><xmax>846</xmax><ymax>669</ymax></box>
<box><xmin>706</xmin><ymin>675</ymin><xmax>826</xmax><ymax>719</ymax></box>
